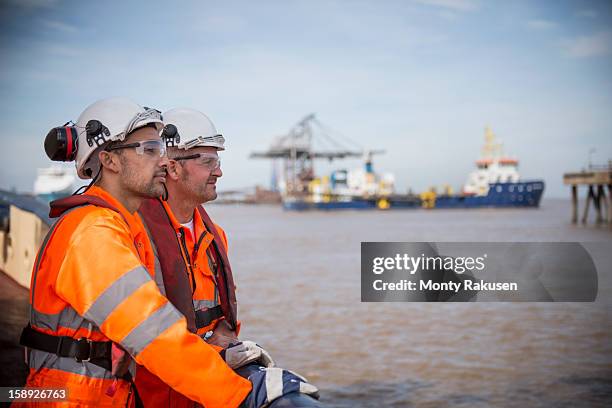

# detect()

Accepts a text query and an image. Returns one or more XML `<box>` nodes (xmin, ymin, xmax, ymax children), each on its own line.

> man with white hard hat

<box><xmin>137</xmin><ymin>108</ymin><xmax>320</xmax><ymax>407</ymax></box>
<box><xmin>19</xmin><ymin>98</ymin><xmax>253</xmax><ymax>407</ymax></box>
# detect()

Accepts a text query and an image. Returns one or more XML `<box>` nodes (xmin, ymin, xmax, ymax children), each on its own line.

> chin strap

<box><xmin>72</xmin><ymin>166</ymin><xmax>101</xmax><ymax>196</ymax></box>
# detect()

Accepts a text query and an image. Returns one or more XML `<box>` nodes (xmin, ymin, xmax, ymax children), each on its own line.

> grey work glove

<box><xmin>221</xmin><ymin>341</ymin><xmax>275</xmax><ymax>370</ymax></box>
<box><xmin>241</xmin><ymin>367</ymin><xmax>320</xmax><ymax>408</ymax></box>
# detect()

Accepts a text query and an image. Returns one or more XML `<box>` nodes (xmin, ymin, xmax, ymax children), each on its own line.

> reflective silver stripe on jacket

<box><xmin>121</xmin><ymin>302</ymin><xmax>183</xmax><ymax>356</ymax></box>
<box><xmin>192</xmin><ymin>299</ymin><xmax>218</xmax><ymax>312</ymax></box>
<box><xmin>31</xmin><ymin>306</ymin><xmax>101</xmax><ymax>335</ymax></box>
<box><xmin>83</xmin><ymin>266</ymin><xmax>151</xmax><ymax>325</ymax></box>
<box><xmin>28</xmin><ymin>349</ymin><xmax>113</xmax><ymax>379</ymax></box>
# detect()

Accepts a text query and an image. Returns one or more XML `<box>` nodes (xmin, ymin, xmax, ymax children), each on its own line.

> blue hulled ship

<box><xmin>426</xmin><ymin>127</ymin><xmax>545</xmax><ymax>209</ymax></box>
<box><xmin>251</xmin><ymin>117</ymin><xmax>544</xmax><ymax>211</ymax></box>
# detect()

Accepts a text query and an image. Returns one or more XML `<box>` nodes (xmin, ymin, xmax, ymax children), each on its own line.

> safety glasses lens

<box><xmin>136</xmin><ymin>140</ymin><xmax>166</xmax><ymax>157</ymax></box>
<box><xmin>196</xmin><ymin>154</ymin><xmax>220</xmax><ymax>169</ymax></box>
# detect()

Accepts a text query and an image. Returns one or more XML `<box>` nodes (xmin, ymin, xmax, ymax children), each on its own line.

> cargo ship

<box><xmin>251</xmin><ymin>116</ymin><xmax>544</xmax><ymax>210</ymax></box>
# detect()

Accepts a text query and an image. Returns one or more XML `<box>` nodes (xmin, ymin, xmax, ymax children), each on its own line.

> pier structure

<box><xmin>563</xmin><ymin>162</ymin><xmax>612</xmax><ymax>225</ymax></box>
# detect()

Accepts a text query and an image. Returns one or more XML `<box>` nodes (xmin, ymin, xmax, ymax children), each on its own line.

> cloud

<box><xmin>414</xmin><ymin>0</ymin><xmax>479</xmax><ymax>12</ymax></box>
<box><xmin>43</xmin><ymin>20</ymin><xmax>78</xmax><ymax>33</ymax></box>
<box><xmin>576</xmin><ymin>9</ymin><xmax>598</xmax><ymax>19</ymax></box>
<box><xmin>562</xmin><ymin>31</ymin><xmax>612</xmax><ymax>58</ymax></box>
<box><xmin>527</xmin><ymin>19</ymin><xmax>557</xmax><ymax>30</ymax></box>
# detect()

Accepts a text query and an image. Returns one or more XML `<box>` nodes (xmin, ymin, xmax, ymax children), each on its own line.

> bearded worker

<box><xmin>17</xmin><ymin>98</ymin><xmax>252</xmax><ymax>407</ymax></box>
<box><xmin>135</xmin><ymin>108</ymin><xmax>320</xmax><ymax>408</ymax></box>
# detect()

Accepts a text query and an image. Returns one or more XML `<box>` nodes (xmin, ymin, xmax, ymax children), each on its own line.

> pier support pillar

<box><xmin>594</xmin><ymin>185</ymin><xmax>604</xmax><ymax>224</ymax></box>
<box><xmin>608</xmin><ymin>184</ymin><xmax>612</xmax><ymax>225</ymax></box>
<box><xmin>571</xmin><ymin>185</ymin><xmax>578</xmax><ymax>224</ymax></box>
<box><xmin>597</xmin><ymin>185</ymin><xmax>608</xmax><ymax>224</ymax></box>
<box><xmin>582</xmin><ymin>185</ymin><xmax>594</xmax><ymax>224</ymax></box>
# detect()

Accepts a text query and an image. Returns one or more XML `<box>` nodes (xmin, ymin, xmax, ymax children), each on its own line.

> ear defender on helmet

<box><xmin>85</xmin><ymin>119</ymin><xmax>111</xmax><ymax>147</ymax></box>
<box><xmin>44</xmin><ymin>119</ymin><xmax>112</xmax><ymax>162</ymax></box>
<box><xmin>44</xmin><ymin>125</ymin><xmax>79</xmax><ymax>161</ymax></box>
<box><xmin>161</xmin><ymin>123</ymin><xmax>180</xmax><ymax>147</ymax></box>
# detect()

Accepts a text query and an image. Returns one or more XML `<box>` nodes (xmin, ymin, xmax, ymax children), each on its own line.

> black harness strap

<box><xmin>194</xmin><ymin>305</ymin><xmax>224</xmax><ymax>330</ymax></box>
<box><xmin>20</xmin><ymin>324</ymin><xmax>112</xmax><ymax>370</ymax></box>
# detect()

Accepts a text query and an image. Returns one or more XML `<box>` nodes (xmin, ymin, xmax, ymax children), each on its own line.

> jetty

<box><xmin>563</xmin><ymin>162</ymin><xmax>612</xmax><ymax>225</ymax></box>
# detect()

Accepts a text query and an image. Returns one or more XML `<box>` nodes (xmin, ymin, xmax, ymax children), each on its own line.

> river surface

<box><xmin>1</xmin><ymin>199</ymin><xmax>611</xmax><ymax>407</ymax></box>
<box><xmin>208</xmin><ymin>199</ymin><xmax>612</xmax><ymax>407</ymax></box>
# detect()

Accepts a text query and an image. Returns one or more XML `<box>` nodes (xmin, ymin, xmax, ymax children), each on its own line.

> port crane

<box><xmin>250</xmin><ymin>114</ymin><xmax>384</xmax><ymax>195</ymax></box>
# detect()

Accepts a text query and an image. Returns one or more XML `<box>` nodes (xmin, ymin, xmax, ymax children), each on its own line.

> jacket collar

<box><xmin>85</xmin><ymin>186</ymin><xmax>144</xmax><ymax>234</ymax></box>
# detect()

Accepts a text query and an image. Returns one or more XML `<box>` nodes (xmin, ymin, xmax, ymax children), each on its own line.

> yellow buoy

<box><xmin>377</xmin><ymin>198</ymin><xmax>390</xmax><ymax>210</ymax></box>
<box><xmin>419</xmin><ymin>191</ymin><xmax>436</xmax><ymax>209</ymax></box>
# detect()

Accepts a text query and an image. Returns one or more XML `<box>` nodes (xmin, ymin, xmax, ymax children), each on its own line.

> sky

<box><xmin>0</xmin><ymin>0</ymin><xmax>611</xmax><ymax>198</ymax></box>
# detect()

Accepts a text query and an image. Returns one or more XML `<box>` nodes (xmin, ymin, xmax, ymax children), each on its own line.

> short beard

<box><xmin>181</xmin><ymin>166</ymin><xmax>217</xmax><ymax>203</ymax></box>
<box><xmin>119</xmin><ymin>154</ymin><xmax>164</xmax><ymax>198</ymax></box>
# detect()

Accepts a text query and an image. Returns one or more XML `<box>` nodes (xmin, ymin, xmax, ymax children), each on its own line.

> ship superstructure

<box><xmin>33</xmin><ymin>166</ymin><xmax>76</xmax><ymax>202</ymax></box>
<box><xmin>463</xmin><ymin>127</ymin><xmax>520</xmax><ymax>196</ymax></box>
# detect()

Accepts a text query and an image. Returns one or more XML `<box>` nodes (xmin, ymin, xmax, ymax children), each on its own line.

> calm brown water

<box><xmin>1</xmin><ymin>199</ymin><xmax>610</xmax><ymax>407</ymax></box>
<box><xmin>208</xmin><ymin>199</ymin><xmax>612</xmax><ymax>407</ymax></box>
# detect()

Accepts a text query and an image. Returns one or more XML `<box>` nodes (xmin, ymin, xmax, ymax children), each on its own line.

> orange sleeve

<box><xmin>55</xmin><ymin>209</ymin><xmax>251</xmax><ymax>408</ymax></box>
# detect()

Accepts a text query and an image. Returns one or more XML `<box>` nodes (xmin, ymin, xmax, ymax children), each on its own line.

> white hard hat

<box><xmin>75</xmin><ymin>97</ymin><xmax>164</xmax><ymax>179</ymax></box>
<box><xmin>161</xmin><ymin>108</ymin><xmax>225</xmax><ymax>151</ymax></box>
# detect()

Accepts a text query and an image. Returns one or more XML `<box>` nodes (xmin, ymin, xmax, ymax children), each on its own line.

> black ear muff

<box><xmin>44</xmin><ymin>126</ymin><xmax>79</xmax><ymax>161</ymax></box>
<box><xmin>161</xmin><ymin>124</ymin><xmax>179</xmax><ymax>147</ymax></box>
<box><xmin>85</xmin><ymin>119</ymin><xmax>111</xmax><ymax>147</ymax></box>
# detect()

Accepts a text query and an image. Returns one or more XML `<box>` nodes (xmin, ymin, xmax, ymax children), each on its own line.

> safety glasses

<box><xmin>106</xmin><ymin>139</ymin><xmax>167</xmax><ymax>158</ymax></box>
<box><xmin>174</xmin><ymin>152</ymin><xmax>221</xmax><ymax>170</ymax></box>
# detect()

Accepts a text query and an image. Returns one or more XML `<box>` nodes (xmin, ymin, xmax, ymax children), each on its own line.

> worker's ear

<box><xmin>166</xmin><ymin>159</ymin><xmax>181</xmax><ymax>181</ymax></box>
<box><xmin>98</xmin><ymin>150</ymin><xmax>121</xmax><ymax>174</ymax></box>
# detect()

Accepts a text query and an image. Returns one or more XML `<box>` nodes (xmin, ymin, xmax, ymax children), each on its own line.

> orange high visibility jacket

<box><xmin>21</xmin><ymin>186</ymin><xmax>251</xmax><ymax>407</ymax></box>
<box><xmin>135</xmin><ymin>198</ymin><xmax>241</xmax><ymax>407</ymax></box>
<box><xmin>162</xmin><ymin>199</ymin><xmax>236</xmax><ymax>337</ymax></box>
